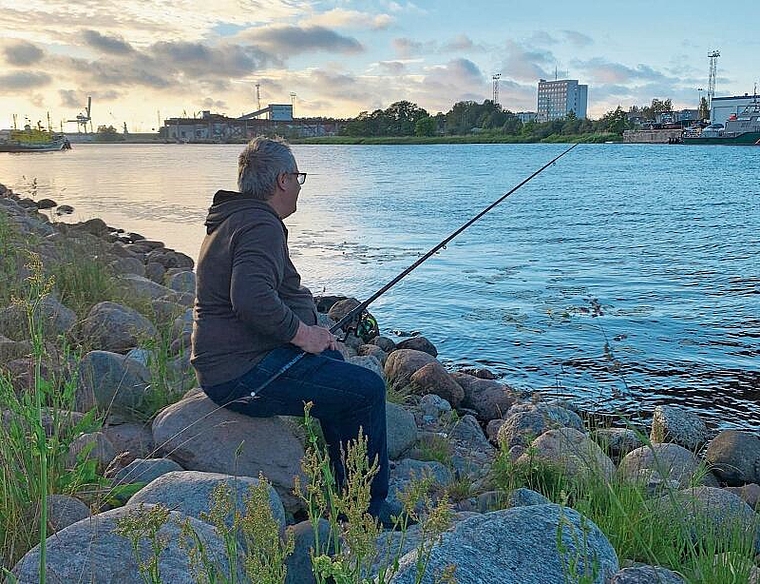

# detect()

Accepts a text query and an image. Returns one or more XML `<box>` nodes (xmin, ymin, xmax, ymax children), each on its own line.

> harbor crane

<box><xmin>67</xmin><ymin>96</ymin><xmax>93</xmax><ymax>133</ymax></box>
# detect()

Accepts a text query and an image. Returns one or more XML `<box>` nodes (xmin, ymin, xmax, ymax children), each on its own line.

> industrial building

<box><xmin>162</xmin><ymin>106</ymin><xmax>342</xmax><ymax>142</ymax></box>
<box><xmin>536</xmin><ymin>79</ymin><xmax>588</xmax><ymax>122</ymax></box>
<box><xmin>710</xmin><ymin>95</ymin><xmax>759</xmax><ymax>125</ymax></box>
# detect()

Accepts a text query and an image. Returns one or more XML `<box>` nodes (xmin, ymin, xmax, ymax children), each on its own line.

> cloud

<box><xmin>424</xmin><ymin>58</ymin><xmax>486</xmax><ymax>90</ymax></box>
<box><xmin>500</xmin><ymin>41</ymin><xmax>553</xmax><ymax>82</ymax></box>
<box><xmin>393</xmin><ymin>37</ymin><xmax>425</xmax><ymax>58</ymax></box>
<box><xmin>82</xmin><ymin>30</ymin><xmax>134</xmax><ymax>55</ymax></box>
<box><xmin>378</xmin><ymin>61</ymin><xmax>407</xmax><ymax>75</ymax></box>
<box><xmin>3</xmin><ymin>40</ymin><xmax>44</xmax><ymax>66</ymax></box>
<box><xmin>306</xmin><ymin>9</ymin><xmax>393</xmax><ymax>30</ymax></box>
<box><xmin>244</xmin><ymin>26</ymin><xmax>364</xmax><ymax>56</ymax></box>
<box><xmin>580</xmin><ymin>58</ymin><xmax>668</xmax><ymax>84</ymax></box>
<box><xmin>0</xmin><ymin>71</ymin><xmax>51</xmax><ymax>91</ymax></box>
<box><xmin>441</xmin><ymin>35</ymin><xmax>475</xmax><ymax>52</ymax></box>
<box><xmin>202</xmin><ymin>97</ymin><xmax>228</xmax><ymax>109</ymax></box>
<box><xmin>562</xmin><ymin>30</ymin><xmax>593</xmax><ymax>48</ymax></box>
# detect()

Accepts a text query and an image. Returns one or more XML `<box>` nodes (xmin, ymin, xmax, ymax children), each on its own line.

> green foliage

<box><xmin>51</xmin><ymin>252</ymin><xmax>116</xmax><ymax>319</ymax></box>
<box><xmin>414</xmin><ymin>116</ymin><xmax>437</xmax><ymax>137</ymax></box>
<box><xmin>0</xmin><ymin>255</ymin><xmax>105</xmax><ymax>573</ymax></box>
<box><xmin>343</xmin><ymin>101</ymin><xmax>430</xmax><ymax>137</ymax></box>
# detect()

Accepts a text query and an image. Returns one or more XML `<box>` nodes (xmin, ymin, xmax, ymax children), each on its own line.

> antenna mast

<box><xmin>255</xmin><ymin>83</ymin><xmax>261</xmax><ymax>111</ymax></box>
<box><xmin>492</xmin><ymin>74</ymin><xmax>501</xmax><ymax>105</ymax></box>
<box><xmin>707</xmin><ymin>50</ymin><xmax>720</xmax><ymax>112</ymax></box>
<box><xmin>290</xmin><ymin>92</ymin><xmax>296</xmax><ymax>118</ymax></box>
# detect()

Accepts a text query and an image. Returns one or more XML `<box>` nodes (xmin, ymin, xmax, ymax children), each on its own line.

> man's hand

<box><xmin>291</xmin><ymin>322</ymin><xmax>338</xmax><ymax>354</ymax></box>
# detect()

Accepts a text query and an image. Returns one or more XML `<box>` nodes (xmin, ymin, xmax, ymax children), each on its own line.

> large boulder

<box><xmin>0</xmin><ymin>296</ymin><xmax>76</xmax><ymax>341</ymax></box>
<box><xmin>451</xmin><ymin>372</ymin><xmax>515</xmax><ymax>421</ymax></box>
<box><xmin>151</xmin><ymin>389</ymin><xmax>306</xmax><ymax>514</ymax></box>
<box><xmin>496</xmin><ymin>402</ymin><xmax>581</xmax><ymax>450</ymax></box>
<box><xmin>127</xmin><ymin>470</ymin><xmax>286</xmax><ymax>544</ymax></box>
<box><xmin>517</xmin><ymin>427</ymin><xmax>615</xmax><ymax>481</ymax></box>
<box><xmin>409</xmin><ymin>361</ymin><xmax>464</xmax><ymax>407</ymax></box>
<box><xmin>387</xmin><ymin>504</ymin><xmax>618</xmax><ymax>583</ymax></box>
<box><xmin>386</xmin><ymin>402</ymin><xmax>418</xmax><ymax>459</ymax></box>
<box><xmin>618</xmin><ymin>443</ymin><xmax>718</xmax><ymax>489</ymax></box>
<box><xmin>10</xmin><ymin>506</ymin><xmax>237</xmax><ymax>583</ymax></box>
<box><xmin>120</xmin><ymin>274</ymin><xmax>177</xmax><ymax>301</ymax></box>
<box><xmin>384</xmin><ymin>349</ymin><xmax>437</xmax><ymax>390</ymax></box>
<box><xmin>396</xmin><ymin>336</ymin><xmax>438</xmax><ymax>357</ymax></box>
<box><xmin>75</xmin><ymin>350</ymin><xmax>151</xmax><ymax>413</ymax></box>
<box><xmin>650</xmin><ymin>405</ymin><xmax>710</xmax><ymax>451</ymax></box>
<box><xmin>81</xmin><ymin>302</ymin><xmax>157</xmax><ymax>353</ymax></box>
<box><xmin>704</xmin><ymin>430</ymin><xmax>760</xmax><ymax>486</ymax></box>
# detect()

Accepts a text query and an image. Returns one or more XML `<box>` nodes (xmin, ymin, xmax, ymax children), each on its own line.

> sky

<box><xmin>1</xmin><ymin>0</ymin><xmax>758</xmax><ymax>132</ymax></box>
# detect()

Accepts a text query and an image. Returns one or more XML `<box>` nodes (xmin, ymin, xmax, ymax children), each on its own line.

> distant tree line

<box><xmin>340</xmin><ymin>99</ymin><xmax>628</xmax><ymax>140</ymax></box>
<box><xmin>338</xmin><ymin>96</ymin><xmax>692</xmax><ymax>140</ymax></box>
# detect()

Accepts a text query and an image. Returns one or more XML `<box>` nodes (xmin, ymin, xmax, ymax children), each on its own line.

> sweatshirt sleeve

<box><xmin>229</xmin><ymin>219</ymin><xmax>300</xmax><ymax>343</ymax></box>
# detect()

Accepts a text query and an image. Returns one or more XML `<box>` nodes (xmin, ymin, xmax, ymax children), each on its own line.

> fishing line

<box><xmin>253</xmin><ymin>142</ymin><xmax>580</xmax><ymax>395</ymax></box>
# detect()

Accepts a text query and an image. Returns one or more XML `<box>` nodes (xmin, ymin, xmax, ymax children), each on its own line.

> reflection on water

<box><xmin>1</xmin><ymin>143</ymin><xmax>759</xmax><ymax>429</ymax></box>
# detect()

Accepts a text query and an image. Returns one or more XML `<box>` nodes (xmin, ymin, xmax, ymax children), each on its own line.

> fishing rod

<box><xmin>251</xmin><ymin>142</ymin><xmax>579</xmax><ymax>396</ymax></box>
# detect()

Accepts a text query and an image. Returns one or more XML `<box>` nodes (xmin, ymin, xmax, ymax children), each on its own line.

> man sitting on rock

<box><xmin>191</xmin><ymin>136</ymin><xmax>400</xmax><ymax>525</ymax></box>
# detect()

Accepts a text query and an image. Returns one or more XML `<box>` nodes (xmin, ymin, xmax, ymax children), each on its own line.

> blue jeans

<box><xmin>202</xmin><ymin>347</ymin><xmax>389</xmax><ymax>514</ymax></box>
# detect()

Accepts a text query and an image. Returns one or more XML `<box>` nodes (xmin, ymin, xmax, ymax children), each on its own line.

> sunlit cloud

<box><xmin>305</xmin><ymin>9</ymin><xmax>394</xmax><ymax>30</ymax></box>
<box><xmin>0</xmin><ymin>71</ymin><xmax>52</xmax><ymax>91</ymax></box>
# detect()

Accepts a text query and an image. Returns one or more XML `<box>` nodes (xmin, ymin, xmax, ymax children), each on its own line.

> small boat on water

<box><xmin>683</xmin><ymin>95</ymin><xmax>760</xmax><ymax>145</ymax></box>
<box><xmin>0</xmin><ymin>126</ymin><xmax>71</xmax><ymax>153</ymax></box>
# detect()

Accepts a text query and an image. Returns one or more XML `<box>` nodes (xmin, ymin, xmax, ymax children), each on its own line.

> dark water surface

<box><xmin>1</xmin><ymin>143</ymin><xmax>758</xmax><ymax>429</ymax></box>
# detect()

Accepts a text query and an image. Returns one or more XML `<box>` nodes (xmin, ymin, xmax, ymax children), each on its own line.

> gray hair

<box><xmin>237</xmin><ymin>137</ymin><xmax>296</xmax><ymax>200</ymax></box>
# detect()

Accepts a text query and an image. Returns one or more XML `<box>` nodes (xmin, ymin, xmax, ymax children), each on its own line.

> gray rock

<box><xmin>11</xmin><ymin>506</ymin><xmax>237</xmax><ymax>583</ymax></box>
<box><xmin>592</xmin><ymin>427</ymin><xmax>644</xmax><ymax>461</ymax></box>
<box><xmin>609</xmin><ymin>565</ymin><xmax>687</xmax><ymax>583</ymax></box>
<box><xmin>448</xmin><ymin>414</ymin><xmax>492</xmax><ymax>452</ymax></box>
<box><xmin>114</xmin><ymin>458</ymin><xmax>184</xmax><ymax>486</ymax></box>
<box><xmin>396</xmin><ymin>336</ymin><xmax>438</xmax><ymax>357</ymax></box>
<box><xmin>371</xmin><ymin>336</ymin><xmax>396</xmax><ymax>352</ymax></box>
<box><xmin>285</xmin><ymin>519</ymin><xmax>334</xmax><ymax>584</ymax></box>
<box><xmin>145</xmin><ymin>261</ymin><xmax>166</xmax><ymax>283</ymax></box>
<box><xmin>618</xmin><ymin>443</ymin><xmax>717</xmax><ymax>489</ymax></box>
<box><xmin>347</xmin><ymin>354</ymin><xmax>385</xmax><ymax>380</ymax></box>
<box><xmin>650</xmin><ymin>486</ymin><xmax>758</xmax><ymax>551</ymax></box>
<box><xmin>166</xmin><ymin>270</ymin><xmax>196</xmax><ymax>295</ymax></box>
<box><xmin>419</xmin><ymin>394</ymin><xmax>452</xmax><ymax>422</ymax></box>
<box><xmin>110</xmin><ymin>256</ymin><xmax>146</xmax><ymax>277</ymax></box>
<box><xmin>127</xmin><ymin>470</ymin><xmax>285</xmax><ymax>541</ymax></box>
<box><xmin>388</xmin><ymin>504</ymin><xmax>618</xmax><ymax>584</ymax></box>
<box><xmin>387</xmin><ymin>402</ymin><xmax>418</xmax><ymax>459</ymax></box>
<box><xmin>704</xmin><ymin>430</ymin><xmax>760</xmax><ymax>486</ymax></box>
<box><xmin>46</xmin><ymin>494</ymin><xmax>91</xmax><ymax>533</ymax></box>
<box><xmin>517</xmin><ymin>427</ymin><xmax>616</xmax><ymax>482</ymax></box>
<box><xmin>75</xmin><ymin>350</ymin><xmax>151</xmax><ymax>413</ymax></box>
<box><xmin>68</xmin><ymin>431</ymin><xmax>117</xmax><ymax>472</ymax></box>
<box><xmin>151</xmin><ymin>389</ymin><xmax>306</xmax><ymax>514</ymax></box>
<box><xmin>120</xmin><ymin>274</ymin><xmax>176</xmax><ymax>301</ymax></box>
<box><xmin>505</xmin><ymin>487</ymin><xmax>551</xmax><ymax>508</ymax></box>
<box><xmin>0</xmin><ymin>296</ymin><xmax>76</xmax><ymax>340</ymax></box>
<box><xmin>102</xmin><ymin>422</ymin><xmax>155</xmax><ymax>457</ymax></box>
<box><xmin>724</xmin><ymin>483</ymin><xmax>760</xmax><ymax>510</ymax></box>
<box><xmin>81</xmin><ymin>301</ymin><xmax>157</xmax><ymax>353</ymax></box>
<box><xmin>650</xmin><ymin>405</ymin><xmax>710</xmax><ymax>451</ymax></box>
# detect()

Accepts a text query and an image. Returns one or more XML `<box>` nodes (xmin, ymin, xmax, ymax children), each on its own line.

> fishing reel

<box><xmin>337</xmin><ymin>310</ymin><xmax>379</xmax><ymax>344</ymax></box>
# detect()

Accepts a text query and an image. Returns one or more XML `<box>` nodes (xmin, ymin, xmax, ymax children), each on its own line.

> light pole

<box><xmin>697</xmin><ymin>88</ymin><xmax>704</xmax><ymax>119</ymax></box>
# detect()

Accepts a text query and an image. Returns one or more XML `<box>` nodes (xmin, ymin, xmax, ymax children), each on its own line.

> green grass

<box><xmin>490</xmin><ymin>439</ymin><xmax>758</xmax><ymax>583</ymax></box>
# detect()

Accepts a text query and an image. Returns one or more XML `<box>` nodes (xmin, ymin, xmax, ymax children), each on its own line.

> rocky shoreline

<box><xmin>2</xmin><ymin>183</ymin><xmax>760</xmax><ymax>583</ymax></box>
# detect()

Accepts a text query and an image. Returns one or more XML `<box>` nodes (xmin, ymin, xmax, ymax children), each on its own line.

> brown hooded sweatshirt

<box><xmin>190</xmin><ymin>190</ymin><xmax>317</xmax><ymax>387</ymax></box>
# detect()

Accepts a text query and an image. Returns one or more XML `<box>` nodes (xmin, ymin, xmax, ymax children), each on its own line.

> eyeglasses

<box><xmin>289</xmin><ymin>172</ymin><xmax>307</xmax><ymax>185</ymax></box>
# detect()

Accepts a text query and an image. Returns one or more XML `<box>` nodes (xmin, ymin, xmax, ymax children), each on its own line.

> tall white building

<box><xmin>536</xmin><ymin>79</ymin><xmax>588</xmax><ymax>122</ymax></box>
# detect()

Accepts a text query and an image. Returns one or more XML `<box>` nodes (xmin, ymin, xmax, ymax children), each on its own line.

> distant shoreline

<box><xmin>61</xmin><ymin>132</ymin><xmax>621</xmax><ymax>146</ymax></box>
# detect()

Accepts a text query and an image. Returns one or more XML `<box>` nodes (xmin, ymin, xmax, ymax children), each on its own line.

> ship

<box><xmin>683</xmin><ymin>95</ymin><xmax>760</xmax><ymax>145</ymax></box>
<box><xmin>0</xmin><ymin>125</ymin><xmax>71</xmax><ymax>153</ymax></box>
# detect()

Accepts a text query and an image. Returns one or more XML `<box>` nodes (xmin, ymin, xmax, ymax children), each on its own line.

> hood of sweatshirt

<box><xmin>204</xmin><ymin>190</ymin><xmax>281</xmax><ymax>234</ymax></box>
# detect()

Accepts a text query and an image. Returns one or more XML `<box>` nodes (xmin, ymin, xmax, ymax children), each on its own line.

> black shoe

<box><xmin>372</xmin><ymin>500</ymin><xmax>417</xmax><ymax>530</ymax></box>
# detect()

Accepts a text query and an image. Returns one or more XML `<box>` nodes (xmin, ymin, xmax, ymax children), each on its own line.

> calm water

<box><xmin>1</xmin><ymin>143</ymin><xmax>758</xmax><ymax>429</ymax></box>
